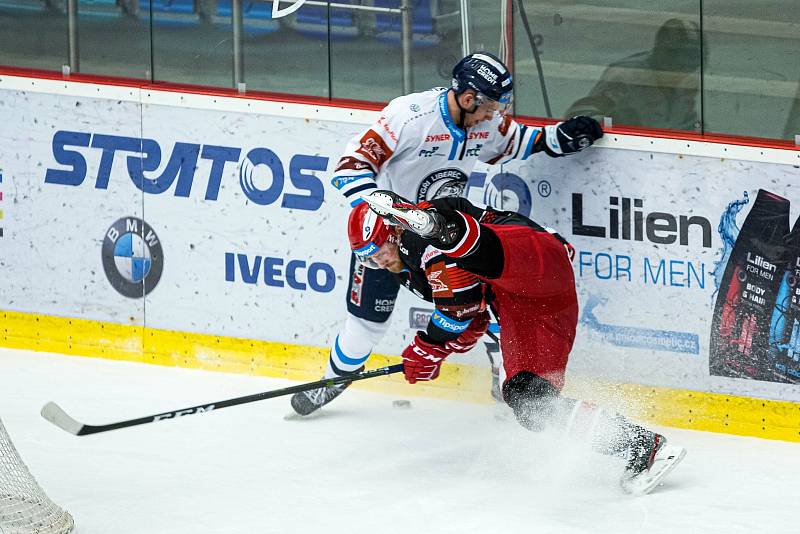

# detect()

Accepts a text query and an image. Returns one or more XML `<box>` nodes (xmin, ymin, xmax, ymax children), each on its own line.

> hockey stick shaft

<box><xmin>41</xmin><ymin>364</ymin><xmax>404</xmax><ymax>436</ymax></box>
<box><xmin>484</xmin><ymin>330</ymin><xmax>500</xmax><ymax>368</ymax></box>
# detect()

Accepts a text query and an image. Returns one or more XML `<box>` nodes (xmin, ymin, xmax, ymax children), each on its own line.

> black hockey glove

<box><xmin>543</xmin><ymin>116</ymin><xmax>603</xmax><ymax>156</ymax></box>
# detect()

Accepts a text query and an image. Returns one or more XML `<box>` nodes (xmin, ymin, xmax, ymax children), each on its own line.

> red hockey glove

<box><xmin>401</xmin><ymin>334</ymin><xmax>452</xmax><ymax>384</ymax></box>
<box><xmin>445</xmin><ymin>310</ymin><xmax>491</xmax><ymax>353</ymax></box>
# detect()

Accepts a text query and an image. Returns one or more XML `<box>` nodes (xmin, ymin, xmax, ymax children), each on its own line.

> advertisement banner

<box><xmin>0</xmin><ymin>89</ymin><xmax>147</xmax><ymax>325</ymax></box>
<box><xmin>482</xmin><ymin>152</ymin><xmax>799</xmax><ymax>401</ymax></box>
<box><xmin>1</xmin><ymin>81</ymin><xmax>798</xmax><ymax>404</ymax></box>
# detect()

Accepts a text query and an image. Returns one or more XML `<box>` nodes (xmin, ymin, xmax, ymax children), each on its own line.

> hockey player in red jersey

<box><xmin>291</xmin><ymin>51</ymin><xmax>603</xmax><ymax>416</ymax></box>
<box><xmin>351</xmin><ymin>191</ymin><xmax>687</xmax><ymax>495</ymax></box>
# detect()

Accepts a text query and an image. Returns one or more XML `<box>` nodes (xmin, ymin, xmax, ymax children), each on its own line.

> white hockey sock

<box><xmin>563</xmin><ymin>399</ymin><xmax>605</xmax><ymax>439</ymax></box>
<box><xmin>561</xmin><ymin>398</ymin><xmax>634</xmax><ymax>456</ymax></box>
<box><xmin>325</xmin><ymin>315</ymin><xmax>390</xmax><ymax>378</ymax></box>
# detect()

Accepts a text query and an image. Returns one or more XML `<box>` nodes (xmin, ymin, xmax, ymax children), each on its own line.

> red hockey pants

<box><xmin>483</xmin><ymin>224</ymin><xmax>578</xmax><ymax>391</ymax></box>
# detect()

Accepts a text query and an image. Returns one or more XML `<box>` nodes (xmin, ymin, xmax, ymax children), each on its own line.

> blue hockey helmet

<box><xmin>451</xmin><ymin>52</ymin><xmax>513</xmax><ymax>106</ymax></box>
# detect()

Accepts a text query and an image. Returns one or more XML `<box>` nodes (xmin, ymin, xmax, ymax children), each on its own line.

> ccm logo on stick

<box><xmin>153</xmin><ymin>405</ymin><xmax>216</xmax><ymax>421</ymax></box>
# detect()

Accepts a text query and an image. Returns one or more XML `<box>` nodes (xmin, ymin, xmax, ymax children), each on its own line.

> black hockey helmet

<box><xmin>451</xmin><ymin>52</ymin><xmax>513</xmax><ymax>106</ymax></box>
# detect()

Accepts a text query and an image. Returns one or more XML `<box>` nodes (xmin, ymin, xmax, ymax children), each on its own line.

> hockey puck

<box><xmin>392</xmin><ymin>400</ymin><xmax>412</xmax><ymax>409</ymax></box>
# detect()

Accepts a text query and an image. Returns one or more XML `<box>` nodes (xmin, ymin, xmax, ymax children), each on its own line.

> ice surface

<box><xmin>0</xmin><ymin>347</ymin><xmax>797</xmax><ymax>534</ymax></box>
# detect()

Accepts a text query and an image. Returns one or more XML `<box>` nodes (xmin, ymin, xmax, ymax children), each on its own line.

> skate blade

<box><xmin>363</xmin><ymin>192</ymin><xmax>429</xmax><ymax>231</ymax></box>
<box><xmin>362</xmin><ymin>191</ymin><xmax>395</xmax><ymax>216</ymax></box>
<box><xmin>622</xmin><ymin>445</ymin><xmax>687</xmax><ymax>496</ymax></box>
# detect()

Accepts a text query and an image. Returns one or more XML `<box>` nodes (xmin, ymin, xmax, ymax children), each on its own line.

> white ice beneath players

<box><xmin>622</xmin><ymin>442</ymin><xmax>687</xmax><ymax>495</ymax></box>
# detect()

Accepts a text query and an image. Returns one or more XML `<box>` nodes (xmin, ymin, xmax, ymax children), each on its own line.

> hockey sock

<box><xmin>502</xmin><ymin>372</ymin><xmax>655</xmax><ymax>459</ymax></box>
<box><xmin>561</xmin><ymin>398</ymin><xmax>657</xmax><ymax>460</ymax></box>
<box><xmin>325</xmin><ymin>314</ymin><xmax>389</xmax><ymax>378</ymax></box>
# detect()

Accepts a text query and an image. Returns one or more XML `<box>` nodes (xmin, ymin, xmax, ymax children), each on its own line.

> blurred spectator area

<box><xmin>0</xmin><ymin>0</ymin><xmax>459</xmax><ymax>40</ymax></box>
<box><xmin>0</xmin><ymin>0</ymin><xmax>797</xmax><ymax>140</ymax></box>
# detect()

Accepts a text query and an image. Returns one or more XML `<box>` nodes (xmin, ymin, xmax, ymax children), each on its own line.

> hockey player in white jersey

<box><xmin>290</xmin><ymin>52</ymin><xmax>603</xmax><ymax>416</ymax></box>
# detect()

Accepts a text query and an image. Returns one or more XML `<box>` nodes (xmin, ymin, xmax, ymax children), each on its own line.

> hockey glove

<box><xmin>401</xmin><ymin>333</ymin><xmax>452</xmax><ymax>384</ymax></box>
<box><xmin>544</xmin><ymin>116</ymin><xmax>603</xmax><ymax>156</ymax></box>
<box><xmin>445</xmin><ymin>310</ymin><xmax>491</xmax><ymax>353</ymax></box>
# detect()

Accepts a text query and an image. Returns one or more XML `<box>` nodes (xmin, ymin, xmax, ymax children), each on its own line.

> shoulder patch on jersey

<box><xmin>356</xmin><ymin>130</ymin><xmax>393</xmax><ymax>168</ymax></box>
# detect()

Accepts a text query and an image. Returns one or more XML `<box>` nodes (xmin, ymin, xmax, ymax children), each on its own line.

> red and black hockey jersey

<box><xmin>394</xmin><ymin>197</ymin><xmax>571</xmax><ymax>345</ymax></box>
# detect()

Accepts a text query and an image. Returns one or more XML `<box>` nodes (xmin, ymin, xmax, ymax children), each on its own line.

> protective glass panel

<box><xmin>0</xmin><ymin>1</ymin><xmax>68</xmax><ymax>71</ymax></box>
<box><xmin>242</xmin><ymin>1</ymin><xmax>329</xmax><ymax>97</ymax></box>
<box><xmin>149</xmin><ymin>0</ymin><xmax>233</xmax><ymax>87</ymax></box>
<box><xmin>326</xmin><ymin>0</ymin><xmax>466</xmax><ymax>101</ymax></box>
<box><xmin>513</xmin><ymin>0</ymin><xmax>703</xmax><ymax>133</ymax></box>
<box><xmin>702</xmin><ymin>0</ymin><xmax>800</xmax><ymax>141</ymax></box>
<box><xmin>0</xmin><ymin>1</ymin><xmax>796</xmax><ymax>142</ymax></box>
<box><xmin>76</xmin><ymin>2</ymin><xmax>151</xmax><ymax>79</ymax></box>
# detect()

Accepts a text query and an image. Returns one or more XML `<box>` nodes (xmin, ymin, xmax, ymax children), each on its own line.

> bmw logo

<box><xmin>102</xmin><ymin>217</ymin><xmax>164</xmax><ymax>298</ymax></box>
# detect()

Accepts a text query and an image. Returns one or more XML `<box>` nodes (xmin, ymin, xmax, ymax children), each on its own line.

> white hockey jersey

<box><xmin>331</xmin><ymin>87</ymin><xmax>554</xmax><ymax>206</ymax></box>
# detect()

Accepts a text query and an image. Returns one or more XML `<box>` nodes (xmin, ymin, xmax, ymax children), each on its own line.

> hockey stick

<box><xmin>41</xmin><ymin>364</ymin><xmax>404</xmax><ymax>436</ymax></box>
<box><xmin>484</xmin><ymin>330</ymin><xmax>504</xmax><ymax>402</ymax></box>
<box><xmin>484</xmin><ymin>330</ymin><xmax>501</xmax><ymax>368</ymax></box>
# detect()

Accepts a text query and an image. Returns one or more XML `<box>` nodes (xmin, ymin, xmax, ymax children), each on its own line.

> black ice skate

<box><xmin>289</xmin><ymin>366</ymin><xmax>364</xmax><ymax>416</ymax></box>
<box><xmin>621</xmin><ymin>433</ymin><xmax>687</xmax><ymax>495</ymax></box>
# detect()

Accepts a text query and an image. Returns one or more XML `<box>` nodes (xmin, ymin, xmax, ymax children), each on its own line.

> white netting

<box><xmin>0</xmin><ymin>417</ymin><xmax>74</xmax><ymax>534</ymax></box>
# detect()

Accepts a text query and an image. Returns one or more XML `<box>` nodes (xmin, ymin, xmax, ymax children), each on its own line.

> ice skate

<box><xmin>289</xmin><ymin>366</ymin><xmax>364</xmax><ymax>416</ymax></box>
<box><xmin>362</xmin><ymin>190</ymin><xmax>444</xmax><ymax>238</ymax></box>
<box><xmin>621</xmin><ymin>433</ymin><xmax>687</xmax><ymax>495</ymax></box>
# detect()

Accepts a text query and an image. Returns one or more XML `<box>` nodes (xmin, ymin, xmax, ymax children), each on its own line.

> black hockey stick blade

<box><xmin>41</xmin><ymin>364</ymin><xmax>404</xmax><ymax>436</ymax></box>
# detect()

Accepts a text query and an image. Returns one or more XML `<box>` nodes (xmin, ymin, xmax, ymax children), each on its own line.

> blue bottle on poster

<box><xmin>767</xmin><ymin>218</ymin><xmax>800</xmax><ymax>383</ymax></box>
<box><xmin>709</xmin><ymin>189</ymin><xmax>791</xmax><ymax>380</ymax></box>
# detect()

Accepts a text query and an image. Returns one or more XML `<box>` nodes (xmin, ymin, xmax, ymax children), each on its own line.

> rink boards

<box><xmin>0</xmin><ymin>71</ymin><xmax>798</xmax><ymax>441</ymax></box>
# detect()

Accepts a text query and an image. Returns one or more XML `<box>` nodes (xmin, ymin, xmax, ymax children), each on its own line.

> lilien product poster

<box><xmin>710</xmin><ymin>189</ymin><xmax>800</xmax><ymax>384</ymax></box>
